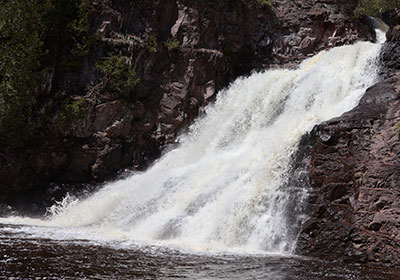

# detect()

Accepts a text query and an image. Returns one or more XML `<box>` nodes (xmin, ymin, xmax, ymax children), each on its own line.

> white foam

<box><xmin>0</xmin><ymin>30</ymin><xmax>385</xmax><ymax>255</ymax></box>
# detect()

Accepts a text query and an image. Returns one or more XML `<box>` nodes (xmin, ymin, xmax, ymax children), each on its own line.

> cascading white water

<box><xmin>0</xmin><ymin>30</ymin><xmax>385</xmax><ymax>255</ymax></box>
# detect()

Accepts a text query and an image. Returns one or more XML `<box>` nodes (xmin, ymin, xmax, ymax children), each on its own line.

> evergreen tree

<box><xmin>0</xmin><ymin>0</ymin><xmax>53</xmax><ymax>146</ymax></box>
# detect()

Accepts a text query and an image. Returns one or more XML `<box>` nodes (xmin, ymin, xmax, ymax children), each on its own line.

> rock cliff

<box><xmin>3</xmin><ymin>0</ymin><xmax>400</xmax><ymax>268</ymax></box>
<box><xmin>296</xmin><ymin>12</ymin><xmax>400</xmax><ymax>265</ymax></box>
<box><xmin>0</xmin><ymin>0</ymin><xmax>373</xmax><ymax>212</ymax></box>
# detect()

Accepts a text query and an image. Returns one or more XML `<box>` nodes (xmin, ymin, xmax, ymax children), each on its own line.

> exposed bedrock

<box><xmin>0</xmin><ymin>0</ymin><xmax>373</xmax><ymax>211</ymax></box>
<box><xmin>296</xmin><ymin>13</ymin><xmax>400</xmax><ymax>265</ymax></box>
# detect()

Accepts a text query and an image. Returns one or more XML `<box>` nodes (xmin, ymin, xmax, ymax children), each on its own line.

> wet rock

<box><xmin>296</xmin><ymin>26</ymin><xmax>400</xmax><ymax>265</ymax></box>
<box><xmin>301</xmin><ymin>218</ymin><xmax>320</xmax><ymax>235</ymax></box>
<box><xmin>0</xmin><ymin>204</ymin><xmax>16</xmax><ymax>217</ymax></box>
<box><xmin>319</xmin><ymin>132</ymin><xmax>332</xmax><ymax>144</ymax></box>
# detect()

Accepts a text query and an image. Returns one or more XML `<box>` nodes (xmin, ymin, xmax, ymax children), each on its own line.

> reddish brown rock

<box><xmin>0</xmin><ymin>0</ymin><xmax>373</xmax><ymax>212</ymax></box>
<box><xmin>296</xmin><ymin>21</ymin><xmax>400</xmax><ymax>264</ymax></box>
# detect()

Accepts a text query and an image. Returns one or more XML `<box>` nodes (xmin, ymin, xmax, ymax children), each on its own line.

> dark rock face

<box><xmin>2</xmin><ymin>0</ymin><xmax>399</xmax><ymax>268</ymax></box>
<box><xmin>0</xmin><ymin>0</ymin><xmax>372</xmax><ymax>211</ymax></box>
<box><xmin>296</xmin><ymin>17</ymin><xmax>400</xmax><ymax>265</ymax></box>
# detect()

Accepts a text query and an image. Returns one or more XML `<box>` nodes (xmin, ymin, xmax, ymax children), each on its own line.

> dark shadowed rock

<box><xmin>0</xmin><ymin>0</ymin><xmax>374</xmax><ymax>213</ymax></box>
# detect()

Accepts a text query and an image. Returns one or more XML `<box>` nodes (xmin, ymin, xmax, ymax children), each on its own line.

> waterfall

<box><xmin>0</xmin><ymin>30</ymin><xmax>385</xmax><ymax>255</ymax></box>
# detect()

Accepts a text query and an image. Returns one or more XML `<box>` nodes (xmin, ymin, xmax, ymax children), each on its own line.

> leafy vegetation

<box><xmin>354</xmin><ymin>0</ymin><xmax>400</xmax><ymax>17</ymax></box>
<box><xmin>0</xmin><ymin>0</ymin><xmax>52</xmax><ymax>146</ymax></box>
<box><xmin>164</xmin><ymin>37</ymin><xmax>180</xmax><ymax>51</ymax></box>
<box><xmin>56</xmin><ymin>95</ymin><xmax>88</xmax><ymax>131</ymax></box>
<box><xmin>395</xmin><ymin>122</ymin><xmax>400</xmax><ymax>135</ymax></box>
<box><xmin>257</xmin><ymin>0</ymin><xmax>272</xmax><ymax>7</ymax></box>
<box><xmin>0</xmin><ymin>0</ymin><xmax>95</xmax><ymax>146</ymax></box>
<box><xmin>146</xmin><ymin>35</ymin><xmax>158</xmax><ymax>53</ymax></box>
<box><xmin>96</xmin><ymin>54</ymin><xmax>139</xmax><ymax>98</ymax></box>
<box><xmin>59</xmin><ymin>0</ymin><xmax>97</xmax><ymax>70</ymax></box>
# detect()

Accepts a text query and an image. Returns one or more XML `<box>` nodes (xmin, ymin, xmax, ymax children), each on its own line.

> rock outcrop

<box><xmin>296</xmin><ymin>14</ymin><xmax>400</xmax><ymax>265</ymax></box>
<box><xmin>0</xmin><ymin>0</ymin><xmax>373</xmax><ymax>212</ymax></box>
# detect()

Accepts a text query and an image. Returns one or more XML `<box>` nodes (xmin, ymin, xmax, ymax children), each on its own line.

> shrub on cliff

<box><xmin>59</xmin><ymin>0</ymin><xmax>97</xmax><ymax>71</ymax></box>
<box><xmin>395</xmin><ymin>122</ymin><xmax>400</xmax><ymax>135</ymax></box>
<box><xmin>257</xmin><ymin>0</ymin><xmax>271</xmax><ymax>7</ymax></box>
<box><xmin>355</xmin><ymin>0</ymin><xmax>400</xmax><ymax>17</ymax></box>
<box><xmin>164</xmin><ymin>37</ymin><xmax>180</xmax><ymax>51</ymax></box>
<box><xmin>96</xmin><ymin>54</ymin><xmax>139</xmax><ymax>98</ymax></box>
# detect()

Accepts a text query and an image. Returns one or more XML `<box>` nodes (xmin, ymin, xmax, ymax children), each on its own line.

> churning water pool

<box><xmin>1</xmin><ymin>224</ymin><xmax>400</xmax><ymax>280</ymax></box>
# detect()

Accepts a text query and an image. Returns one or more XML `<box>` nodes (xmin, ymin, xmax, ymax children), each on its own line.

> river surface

<box><xmin>1</xmin><ymin>224</ymin><xmax>399</xmax><ymax>280</ymax></box>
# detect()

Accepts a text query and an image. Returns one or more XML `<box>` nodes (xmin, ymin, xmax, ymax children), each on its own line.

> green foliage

<box><xmin>0</xmin><ymin>0</ymin><xmax>53</xmax><ymax>146</ymax></box>
<box><xmin>354</xmin><ymin>0</ymin><xmax>400</xmax><ymax>17</ymax></box>
<box><xmin>257</xmin><ymin>0</ymin><xmax>271</xmax><ymax>7</ymax></box>
<box><xmin>0</xmin><ymin>0</ymin><xmax>94</xmax><ymax>146</ymax></box>
<box><xmin>96</xmin><ymin>54</ymin><xmax>139</xmax><ymax>97</ymax></box>
<box><xmin>395</xmin><ymin>122</ymin><xmax>400</xmax><ymax>135</ymax></box>
<box><xmin>56</xmin><ymin>95</ymin><xmax>88</xmax><ymax>131</ymax></box>
<box><xmin>146</xmin><ymin>35</ymin><xmax>158</xmax><ymax>53</ymax></box>
<box><xmin>60</xmin><ymin>0</ymin><xmax>97</xmax><ymax>70</ymax></box>
<box><xmin>164</xmin><ymin>37</ymin><xmax>180</xmax><ymax>51</ymax></box>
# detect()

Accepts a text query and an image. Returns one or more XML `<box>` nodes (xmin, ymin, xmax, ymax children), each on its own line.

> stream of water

<box><xmin>1</xmin><ymin>30</ymin><xmax>394</xmax><ymax>279</ymax></box>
